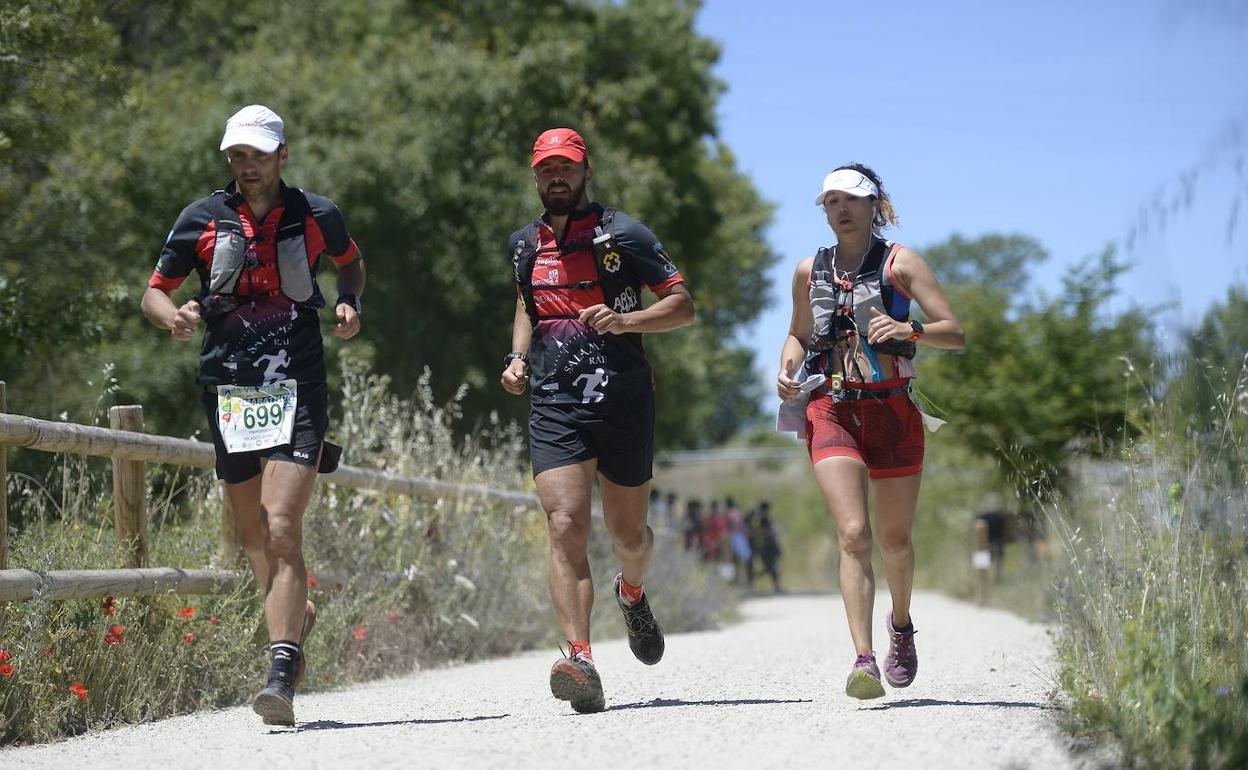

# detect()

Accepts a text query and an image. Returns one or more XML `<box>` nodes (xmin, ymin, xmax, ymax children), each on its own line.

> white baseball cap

<box><xmin>219</xmin><ymin>104</ymin><xmax>285</xmax><ymax>152</ymax></box>
<box><xmin>815</xmin><ymin>169</ymin><xmax>879</xmax><ymax>205</ymax></box>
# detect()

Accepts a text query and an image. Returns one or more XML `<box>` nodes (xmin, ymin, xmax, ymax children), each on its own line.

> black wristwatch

<box><xmin>336</xmin><ymin>293</ymin><xmax>362</xmax><ymax>314</ymax></box>
<box><xmin>503</xmin><ymin>352</ymin><xmax>529</xmax><ymax>366</ymax></box>
<box><xmin>907</xmin><ymin>319</ymin><xmax>924</xmax><ymax>342</ymax></box>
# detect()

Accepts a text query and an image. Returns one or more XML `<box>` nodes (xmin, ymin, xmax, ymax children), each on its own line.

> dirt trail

<box><xmin>4</xmin><ymin>591</ymin><xmax>1082</xmax><ymax>769</ymax></box>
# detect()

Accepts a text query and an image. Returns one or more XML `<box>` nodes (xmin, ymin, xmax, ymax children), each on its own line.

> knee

<box><xmin>837</xmin><ymin>523</ymin><xmax>872</xmax><ymax>556</ymax></box>
<box><xmin>238</xmin><ymin>525</ymin><xmax>267</xmax><ymax>555</ymax></box>
<box><xmin>612</xmin><ymin>524</ymin><xmax>650</xmax><ymax>559</ymax></box>
<box><xmin>878</xmin><ymin>532</ymin><xmax>913</xmax><ymax>558</ymax></box>
<box><xmin>547</xmin><ymin>510</ymin><xmax>589</xmax><ymax>550</ymax></box>
<box><xmin>265</xmin><ymin>514</ymin><xmax>303</xmax><ymax>562</ymax></box>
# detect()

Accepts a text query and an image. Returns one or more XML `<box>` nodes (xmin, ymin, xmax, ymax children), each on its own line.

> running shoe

<box><xmin>293</xmin><ymin>600</ymin><xmax>317</xmax><ymax>688</ymax></box>
<box><xmin>613</xmin><ymin>573</ymin><xmax>665</xmax><ymax>665</ymax></box>
<box><xmin>549</xmin><ymin>652</ymin><xmax>605</xmax><ymax>714</ymax></box>
<box><xmin>845</xmin><ymin>651</ymin><xmax>885</xmax><ymax>699</ymax></box>
<box><xmin>883</xmin><ymin>611</ymin><xmax>918</xmax><ymax>688</ymax></box>
<box><xmin>252</xmin><ymin>680</ymin><xmax>296</xmax><ymax>726</ymax></box>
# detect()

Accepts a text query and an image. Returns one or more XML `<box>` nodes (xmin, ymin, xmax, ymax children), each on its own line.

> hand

<box><xmin>776</xmin><ymin>366</ymin><xmax>801</xmax><ymax>402</ymax></box>
<box><xmin>578</xmin><ymin>304</ymin><xmax>630</xmax><ymax>334</ymax></box>
<box><xmin>170</xmin><ymin>300</ymin><xmax>201</xmax><ymax>341</ymax></box>
<box><xmin>333</xmin><ymin>303</ymin><xmax>361</xmax><ymax>340</ymax></box>
<box><xmin>500</xmin><ymin>359</ymin><xmax>529</xmax><ymax>395</ymax></box>
<box><xmin>867</xmin><ymin>307</ymin><xmax>910</xmax><ymax>345</ymax></box>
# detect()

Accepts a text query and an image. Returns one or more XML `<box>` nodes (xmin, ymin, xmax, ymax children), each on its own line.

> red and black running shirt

<box><xmin>509</xmin><ymin>204</ymin><xmax>684</xmax><ymax>406</ymax></box>
<box><xmin>149</xmin><ymin>181</ymin><xmax>360</xmax><ymax>387</ymax></box>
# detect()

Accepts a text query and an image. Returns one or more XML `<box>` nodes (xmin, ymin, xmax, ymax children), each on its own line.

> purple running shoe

<box><xmin>884</xmin><ymin>611</ymin><xmax>918</xmax><ymax>687</ymax></box>
<box><xmin>846</xmin><ymin>651</ymin><xmax>885</xmax><ymax>699</ymax></box>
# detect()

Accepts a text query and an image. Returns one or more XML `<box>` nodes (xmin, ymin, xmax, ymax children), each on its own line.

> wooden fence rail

<box><xmin>0</xmin><ymin>380</ymin><xmax>537</xmax><ymax>601</ymax></box>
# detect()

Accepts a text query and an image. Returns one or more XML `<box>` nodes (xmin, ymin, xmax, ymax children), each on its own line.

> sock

<box><xmin>893</xmin><ymin>619</ymin><xmax>914</xmax><ymax>633</ymax></box>
<box><xmin>618</xmin><ymin>577</ymin><xmax>645</xmax><ymax>606</ymax></box>
<box><xmin>268</xmin><ymin>640</ymin><xmax>301</xmax><ymax>686</ymax></box>
<box><xmin>567</xmin><ymin>639</ymin><xmax>593</xmax><ymax>661</ymax></box>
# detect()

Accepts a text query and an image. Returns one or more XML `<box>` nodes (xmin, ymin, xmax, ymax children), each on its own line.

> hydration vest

<box><xmin>807</xmin><ymin>239</ymin><xmax>915</xmax><ymax>377</ymax></box>
<box><xmin>198</xmin><ymin>187</ymin><xmax>321</xmax><ymax>316</ymax></box>
<box><xmin>511</xmin><ymin>207</ymin><xmax>636</xmax><ymax>328</ymax></box>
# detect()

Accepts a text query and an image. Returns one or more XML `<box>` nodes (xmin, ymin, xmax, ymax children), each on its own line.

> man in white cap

<box><xmin>141</xmin><ymin>104</ymin><xmax>366</xmax><ymax>726</ymax></box>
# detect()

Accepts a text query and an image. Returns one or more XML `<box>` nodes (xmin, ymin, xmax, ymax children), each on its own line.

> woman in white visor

<box><xmin>776</xmin><ymin>163</ymin><xmax>964</xmax><ymax>699</ymax></box>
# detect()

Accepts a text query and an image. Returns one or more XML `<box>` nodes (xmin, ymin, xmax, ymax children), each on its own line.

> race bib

<box><xmin>216</xmin><ymin>379</ymin><xmax>297</xmax><ymax>454</ymax></box>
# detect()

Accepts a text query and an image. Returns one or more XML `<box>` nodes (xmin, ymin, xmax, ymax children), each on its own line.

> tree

<box><xmin>918</xmin><ymin>236</ymin><xmax>1154</xmax><ymax>501</ymax></box>
<box><xmin>0</xmin><ymin>0</ymin><xmax>775</xmax><ymax>450</ymax></box>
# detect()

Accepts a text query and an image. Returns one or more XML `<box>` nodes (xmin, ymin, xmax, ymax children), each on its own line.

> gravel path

<box><xmin>4</xmin><ymin>591</ymin><xmax>1080</xmax><ymax>769</ymax></box>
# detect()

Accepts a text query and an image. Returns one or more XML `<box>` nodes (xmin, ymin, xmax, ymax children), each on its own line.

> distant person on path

<box><xmin>499</xmin><ymin>128</ymin><xmax>695</xmax><ymax>713</ymax></box>
<box><xmin>757</xmin><ymin>509</ymin><xmax>783</xmax><ymax>593</ymax></box>
<box><xmin>141</xmin><ymin>105</ymin><xmax>366</xmax><ymax>726</ymax></box>
<box><xmin>775</xmin><ymin>164</ymin><xmax>964</xmax><ymax>699</ymax></box>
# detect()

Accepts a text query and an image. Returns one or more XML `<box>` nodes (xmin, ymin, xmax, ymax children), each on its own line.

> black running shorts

<box><xmin>529</xmin><ymin>389</ymin><xmax>655</xmax><ymax>488</ymax></box>
<box><xmin>200</xmin><ymin>382</ymin><xmax>329</xmax><ymax>484</ymax></box>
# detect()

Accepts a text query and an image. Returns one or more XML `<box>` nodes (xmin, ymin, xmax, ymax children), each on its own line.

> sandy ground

<box><xmin>3</xmin><ymin>591</ymin><xmax>1087</xmax><ymax>770</ymax></box>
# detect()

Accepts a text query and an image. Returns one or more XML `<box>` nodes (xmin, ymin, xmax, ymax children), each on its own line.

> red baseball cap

<box><xmin>531</xmin><ymin>128</ymin><xmax>588</xmax><ymax>167</ymax></box>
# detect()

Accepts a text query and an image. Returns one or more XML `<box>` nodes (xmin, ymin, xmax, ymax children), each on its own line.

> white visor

<box><xmin>815</xmin><ymin>169</ymin><xmax>878</xmax><ymax>205</ymax></box>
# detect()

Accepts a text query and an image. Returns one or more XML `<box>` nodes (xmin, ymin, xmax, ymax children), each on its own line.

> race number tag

<box><xmin>216</xmin><ymin>379</ymin><xmax>297</xmax><ymax>454</ymax></box>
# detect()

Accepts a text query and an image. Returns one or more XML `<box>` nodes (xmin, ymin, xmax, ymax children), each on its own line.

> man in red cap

<box><xmin>501</xmin><ymin>128</ymin><xmax>695</xmax><ymax>713</ymax></box>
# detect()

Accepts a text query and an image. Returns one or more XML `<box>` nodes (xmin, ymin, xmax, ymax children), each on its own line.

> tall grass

<box><xmin>0</xmin><ymin>354</ymin><xmax>732</xmax><ymax>745</ymax></box>
<box><xmin>1052</xmin><ymin>361</ymin><xmax>1248</xmax><ymax>768</ymax></box>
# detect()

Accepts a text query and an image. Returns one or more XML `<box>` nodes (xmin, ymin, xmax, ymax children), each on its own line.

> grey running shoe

<box><xmin>845</xmin><ymin>651</ymin><xmax>886</xmax><ymax>699</ymax></box>
<box><xmin>883</xmin><ymin>611</ymin><xmax>918</xmax><ymax>687</ymax></box>
<box><xmin>550</xmin><ymin>653</ymin><xmax>606</xmax><ymax>714</ymax></box>
<box><xmin>252</xmin><ymin>680</ymin><xmax>296</xmax><ymax>726</ymax></box>
<box><xmin>613</xmin><ymin>573</ymin><xmax>665</xmax><ymax>665</ymax></box>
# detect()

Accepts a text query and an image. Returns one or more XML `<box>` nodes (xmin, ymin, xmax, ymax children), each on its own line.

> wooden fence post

<box><xmin>109</xmin><ymin>405</ymin><xmax>148</xmax><ymax>568</ymax></box>
<box><xmin>1</xmin><ymin>381</ymin><xmax>7</xmax><ymax>570</ymax></box>
<box><xmin>219</xmin><ymin>482</ymin><xmax>241</xmax><ymax>568</ymax></box>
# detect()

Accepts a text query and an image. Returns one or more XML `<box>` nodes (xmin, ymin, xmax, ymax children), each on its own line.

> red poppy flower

<box><xmin>178</xmin><ymin>606</ymin><xmax>195</xmax><ymax>619</ymax></box>
<box><xmin>209</xmin><ymin>615</ymin><xmax>220</xmax><ymax>625</ymax></box>
<box><xmin>183</xmin><ymin>632</ymin><xmax>197</xmax><ymax>646</ymax></box>
<box><xmin>101</xmin><ymin>596</ymin><xmax>117</xmax><ymax>616</ymax></box>
<box><xmin>387</xmin><ymin>609</ymin><xmax>400</xmax><ymax>624</ymax></box>
<box><xmin>40</xmin><ymin>647</ymin><xmax>52</xmax><ymax>657</ymax></box>
<box><xmin>104</xmin><ymin>624</ymin><xmax>126</xmax><ymax>646</ymax></box>
<box><xmin>0</xmin><ymin>663</ymin><xmax>14</xmax><ymax>678</ymax></box>
<box><xmin>69</xmin><ymin>681</ymin><xmax>88</xmax><ymax>700</ymax></box>
<box><xmin>307</xmin><ymin>573</ymin><xmax>318</xmax><ymax>588</ymax></box>
<box><xmin>0</xmin><ymin>649</ymin><xmax>11</xmax><ymax>662</ymax></box>
<box><xmin>352</xmin><ymin>625</ymin><xmax>368</xmax><ymax>641</ymax></box>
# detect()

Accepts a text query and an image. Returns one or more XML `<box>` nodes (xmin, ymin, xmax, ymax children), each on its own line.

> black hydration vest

<box><xmin>198</xmin><ymin>187</ymin><xmax>322</xmax><ymax>317</ymax></box>
<box><xmin>511</xmin><ymin>207</ymin><xmax>636</xmax><ymax>328</ymax></box>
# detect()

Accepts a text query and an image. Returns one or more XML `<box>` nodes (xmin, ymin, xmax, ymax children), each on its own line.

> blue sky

<box><xmin>695</xmin><ymin>0</ymin><xmax>1247</xmax><ymax>398</ymax></box>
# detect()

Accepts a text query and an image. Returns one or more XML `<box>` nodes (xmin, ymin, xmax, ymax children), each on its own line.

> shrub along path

<box><xmin>2</xmin><ymin>592</ymin><xmax>1080</xmax><ymax>769</ymax></box>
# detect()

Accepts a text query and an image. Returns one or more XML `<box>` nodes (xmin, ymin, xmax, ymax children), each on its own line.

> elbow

<box><xmin>683</xmin><ymin>299</ymin><xmax>696</xmax><ymax>328</ymax></box>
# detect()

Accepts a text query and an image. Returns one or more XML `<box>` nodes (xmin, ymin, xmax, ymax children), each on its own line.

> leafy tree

<box><xmin>0</xmin><ymin>0</ymin><xmax>774</xmax><ymax>452</ymax></box>
<box><xmin>918</xmin><ymin>237</ymin><xmax>1154</xmax><ymax>501</ymax></box>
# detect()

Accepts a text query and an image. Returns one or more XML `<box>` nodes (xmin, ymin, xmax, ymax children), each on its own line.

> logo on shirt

<box><xmin>613</xmin><ymin>287</ymin><xmax>638</xmax><ymax>313</ymax></box>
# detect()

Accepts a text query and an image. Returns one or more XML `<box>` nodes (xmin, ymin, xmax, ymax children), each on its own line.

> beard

<box><xmin>539</xmin><ymin>178</ymin><xmax>587</xmax><ymax>216</ymax></box>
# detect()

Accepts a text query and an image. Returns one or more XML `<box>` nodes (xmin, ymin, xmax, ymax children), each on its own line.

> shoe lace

<box><xmin>623</xmin><ymin>601</ymin><xmax>658</xmax><ymax>636</ymax></box>
<box><xmin>854</xmin><ymin>651</ymin><xmax>876</xmax><ymax>668</ymax></box>
<box><xmin>890</xmin><ymin>626</ymin><xmax>917</xmax><ymax>662</ymax></box>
